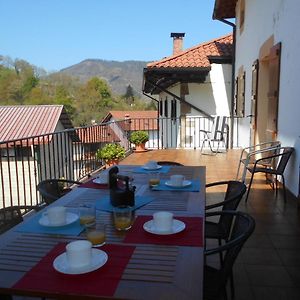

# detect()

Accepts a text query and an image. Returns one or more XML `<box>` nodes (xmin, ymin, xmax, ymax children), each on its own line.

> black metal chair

<box><xmin>0</xmin><ymin>205</ymin><xmax>41</xmax><ymax>235</ymax></box>
<box><xmin>205</xmin><ymin>181</ymin><xmax>247</xmax><ymax>243</ymax></box>
<box><xmin>37</xmin><ymin>179</ymin><xmax>82</xmax><ymax>205</ymax></box>
<box><xmin>204</xmin><ymin>211</ymin><xmax>255</xmax><ymax>300</ymax></box>
<box><xmin>244</xmin><ymin>146</ymin><xmax>294</xmax><ymax>202</ymax></box>
<box><xmin>236</xmin><ymin>141</ymin><xmax>281</xmax><ymax>182</ymax></box>
<box><xmin>157</xmin><ymin>161</ymin><xmax>184</xmax><ymax>166</ymax></box>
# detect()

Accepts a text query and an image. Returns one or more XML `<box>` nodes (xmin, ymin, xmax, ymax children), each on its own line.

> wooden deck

<box><xmin>122</xmin><ymin>149</ymin><xmax>300</xmax><ymax>300</ymax></box>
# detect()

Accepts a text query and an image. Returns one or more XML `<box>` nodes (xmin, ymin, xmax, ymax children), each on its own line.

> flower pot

<box><xmin>105</xmin><ymin>159</ymin><xmax>119</xmax><ymax>168</ymax></box>
<box><xmin>134</xmin><ymin>143</ymin><xmax>148</xmax><ymax>153</ymax></box>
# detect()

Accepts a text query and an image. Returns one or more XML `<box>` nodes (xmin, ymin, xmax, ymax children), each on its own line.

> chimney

<box><xmin>170</xmin><ymin>32</ymin><xmax>185</xmax><ymax>55</ymax></box>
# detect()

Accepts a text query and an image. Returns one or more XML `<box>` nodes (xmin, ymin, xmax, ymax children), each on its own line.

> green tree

<box><xmin>123</xmin><ymin>84</ymin><xmax>135</xmax><ymax>105</ymax></box>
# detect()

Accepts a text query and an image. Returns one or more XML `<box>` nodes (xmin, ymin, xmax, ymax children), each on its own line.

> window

<box><xmin>159</xmin><ymin>99</ymin><xmax>163</xmax><ymax>116</ymax></box>
<box><xmin>164</xmin><ymin>97</ymin><xmax>168</xmax><ymax>117</ymax></box>
<box><xmin>171</xmin><ymin>99</ymin><xmax>177</xmax><ymax>121</ymax></box>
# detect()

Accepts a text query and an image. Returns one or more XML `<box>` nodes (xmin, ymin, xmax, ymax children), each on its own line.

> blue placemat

<box><xmin>16</xmin><ymin>211</ymin><xmax>84</xmax><ymax>236</ymax></box>
<box><xmin>133</xmin><ymin>166</ymin><xmax>171</xmax><ymax>174</ymax></box>
<box><xmin>95</xmin><ymin>195</ymin><xmax>154</xmax><ymax>212</ymax></box>
<box><xmin>152</xmin><ymin>179</ymin><xmax>200</xmax><ymax>192</ymax></box>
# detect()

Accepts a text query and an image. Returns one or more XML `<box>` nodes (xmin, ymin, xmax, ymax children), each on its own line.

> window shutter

<box><xmin>251</xmin><ymin>60</ymin><xmax>259</xmax><ymax>121</ymax></box>
<box><xmin>267</xmin><ymin>42</ymin><xmax>281</xmax><ymax>132</ymax></box>
<box><xmin>234</xmin><ymin>77</ymin><xmax>239</xmax><ymax>116</ymax></box>
<box><xmin>236</xmin><ymin>72</ymin><xmax>245</xmax><ymax>117</ymax></box>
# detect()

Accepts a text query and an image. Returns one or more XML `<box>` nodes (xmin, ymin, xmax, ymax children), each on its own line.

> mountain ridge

<box><xmin>59</xmin><ymin>58</ymin><xmax>149</xmax><ymax>96</ymax></box>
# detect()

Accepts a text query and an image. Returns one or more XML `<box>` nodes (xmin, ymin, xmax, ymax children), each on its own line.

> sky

<box><xmin>0</xmin><ymin>0</ymin><xmax>232</xmax><ymax>72</ymax></box>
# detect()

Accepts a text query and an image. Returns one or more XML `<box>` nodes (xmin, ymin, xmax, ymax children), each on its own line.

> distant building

<box><xmin>101</xmin><ymin>110</ymin><xmax>158</xmax><ymax>149</ymax></box>
<box><xmin>0</xmin><ymin>105</ymin><xmax>75</xmax><ymax>208</ymax></box>
<box><xmin>143</xmin><ymin>33</ymin><xmax>233</xmax><ymax>148</ymax></box>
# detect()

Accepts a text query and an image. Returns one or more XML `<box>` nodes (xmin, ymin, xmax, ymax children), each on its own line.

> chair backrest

<box><xmin>211</xmin><ymin>116</ymin><xmax>227</xmax><ymax>140</ymax></box>
<box><xmin>37</xmin><ymin>179</ymin><xmax>81</xmax><ymax>205</ymax></box>
<box><xmin>276</xmin><ymin>147</ymin><xmax>294</xmax><ymax>174</ymax></box>
<box><xmin>204</xmin><ymin>211</ymin><xmax>255</xmax><ymax>298</ymax></box>
<box><xmin>0</xmin><ymin>207</ymin><xmax>23</xmax><ymax>234</ymax></box>
<box><xmin>219</xmin><ymin>181</ymin><xmax>247</xmax><ymax>237</ymax></box>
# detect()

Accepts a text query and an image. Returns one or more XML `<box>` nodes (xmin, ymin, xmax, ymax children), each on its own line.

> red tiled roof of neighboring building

<box><xmin>0</xmin><ymin>105</ymin><xmax>74</xmax><ymax>142</ymax></box>
<box><xmin>102</xmin><ymin>111</ymin><xmax>158</xmax><ymax>131</ymax></box>
<box><xmin>147</xmin><ymin>34</ymin><xmax>233</xmax><ymax>69</ymax></box>
<box><xmin>76</xmin><ymin>125</ymin><xmax>120</xmax><ymax>144</ymax></box>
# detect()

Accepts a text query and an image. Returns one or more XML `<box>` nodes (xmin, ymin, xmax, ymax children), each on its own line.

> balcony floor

<box><xmin>122</xmin><ymin>149</ymin><xmax>300</xmax><ymax>300</ymax></box>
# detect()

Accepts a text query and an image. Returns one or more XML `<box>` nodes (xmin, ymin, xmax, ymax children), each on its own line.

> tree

<box><xmin>123</xmin><ymin>84</ymin><xmax>135</xmax><ymax>105</ymax></box>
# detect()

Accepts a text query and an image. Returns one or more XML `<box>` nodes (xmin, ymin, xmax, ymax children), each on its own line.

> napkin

<box><xmin>124</xmin><ymin>215</ymin><xmax>203</xmax><ymax>247</ymax></box>
<box><xmin>152</xmin><ymin>179</ymin><xmax>200</xmax><ymax>192</ymax></box>
<box><xmin>16</xmin><ymin>211</ymin><xmax>84</xmax><ymax>236</ymax></box>
<box><xmin>95</xmin><ymin>195</ymin><xmax>153</xmax><ymax>212</ymax></box>
<box><xmin>13</xmin><ymin>243</ymin><xmax>135</xmax><ymax>298</ymax></box>
<box><xmin>79</xmin><ymin>178</ymin><xmax>108</xmax><ymax>189</ymax></box>
<box><xmin>133</xmin><ymin>166</ymin><xmax>171</xmax><ymax>174</ymax></box>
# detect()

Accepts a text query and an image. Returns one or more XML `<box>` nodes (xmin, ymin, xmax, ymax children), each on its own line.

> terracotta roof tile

<box><xmin>102</xmin><ymin>111</ymin><xmax>158</xmax><ymax>131</ymax></box>
<box><xmin>147</xmin><ymin>33</ymin><xmax>233</xmax><ymax>69</ymax></box>
<box><xmin>76</xmin><ymin>126</ymin><xmax>119</xmax><ymax>143</ymax></box>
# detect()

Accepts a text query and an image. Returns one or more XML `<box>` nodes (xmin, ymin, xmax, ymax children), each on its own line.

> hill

<box><xmin>59</xmin><ymin>59</ymin><xmax>148</xmax><ymax>96</ymax></box>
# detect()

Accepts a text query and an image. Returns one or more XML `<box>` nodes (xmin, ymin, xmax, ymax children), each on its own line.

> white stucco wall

<box><xmin>157</xmin><ymin>63</ymin><xmax>232</xmax><ymax>148</ymax></box>
<box><xmin>234</xmin><ymin>0</ymin><xmax>300</xmax><ymax>196</ymax></box>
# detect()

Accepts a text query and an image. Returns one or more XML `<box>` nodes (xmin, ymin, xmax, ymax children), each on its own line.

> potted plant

<box><xmin>96</xmin><ymin>143</ymin><xmax>126</xmax><ymax>167</ymax></box>
<box><xmin>129</xmin><ymin>130</ymin><xmax>149</xmax><ymax>152</ymax></box>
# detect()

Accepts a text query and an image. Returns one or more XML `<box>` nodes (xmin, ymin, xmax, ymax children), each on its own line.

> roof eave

<box><xmin>143</xmin><ymin>67</ymin><xmax>211</xmax><ymax>94</ymax></box>
<box><xmin>213</xmin><ymin>0</ymin><xmax>237</xmax><ymax>20</ymax></box>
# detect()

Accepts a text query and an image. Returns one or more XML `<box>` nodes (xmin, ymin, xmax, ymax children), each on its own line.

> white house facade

<box><xmin>213</xmin><ymin>0</ymin><xmax>300</xmax><ymax>196</ymax></box>
<box><xmin>143</xmin><ymin>33</ymin><xmax>233</xmax><ymax>149</ymax></box>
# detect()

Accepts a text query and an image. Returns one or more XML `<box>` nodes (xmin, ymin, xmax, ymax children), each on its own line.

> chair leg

<box><xmin>200</xmin><ymin>139</ymin><xmax>205</xmax><ymax>153</ymax></box>
<box><xmin>245</xmin><ymin>172</ymin><xmax>255</xmax><ymax>203</ymax></box>
<box><xmin>230</xmin><ymin>270</ymin><xmax>235</xmax><ymax>300</ymax></box>
<box><xmin>282</xmin><ymin>175</ymin><xmax>287</xmax><ymax>202</ymax></box>
<box><xmin>218</xmin><ymin>238</ymin><xmax>224</xmax><ymax>264</ymax></box>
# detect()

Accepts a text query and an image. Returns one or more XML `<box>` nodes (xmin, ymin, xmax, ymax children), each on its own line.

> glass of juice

<box><xmin>148</xmin><ymin>171</ymin><xmax>160</xmax><ymax>188</ymax></box>
<box><xmin>113</xmin><ymin>205</ymin><xmax>132</xmax><ymax>231</ymax></box>
<box><xmin>86</xmin><ymin>223</ymin><xmax>106</xmax><ymax>247</ymax></box>
<box><xmin>79</xmin><ymin>205</ymin><xmax>96</xmax><ymax>228</ymax></box>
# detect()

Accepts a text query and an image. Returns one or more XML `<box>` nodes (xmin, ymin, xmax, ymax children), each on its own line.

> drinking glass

<box><xmin>148</xmin><ymin>171</ymin><xmax>160</xmax><ymax>188</ymax></box>
<box><xmin>86</xmin><ymin>223</ymin><xmax>106</xmax><ymax>246</ymax></box>
<box><xmin>79</xmin><ymin>205</ymin><xmax>96</xmax><ymax>227</ymax></box>
<box><xmin>113</xmin><ymin>206</ymin><xmax>132</xmax><ymax>231</ymax></box>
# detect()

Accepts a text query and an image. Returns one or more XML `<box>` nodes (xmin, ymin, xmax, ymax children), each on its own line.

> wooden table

<box><xmin>0</xmin><ymin>165</ymin><xmax>205</xmax><ymax>299</ymax></box>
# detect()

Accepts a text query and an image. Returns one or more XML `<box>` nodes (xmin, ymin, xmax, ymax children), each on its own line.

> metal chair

<box><xmin>236</xmin><ymin>141</ymin><xmax>281</xmax><ymax>182</ymax></box>
<box><xmin>205</xmin><ymin>180</ymin><xmax>247</xmax><ymax>267</ymax></box>
<box><xmin>244</xmin><ymin>146</ymin><xmax>294</xmax><ymax>202</ymax></box>
<box><xmin>204</xmin><ymin>211</ymin><xmax>255</xmax><ymax>300</ymax></box>
<box><xmin>0</xmin><ymin>205</ymin><xmax>39</xmax><ymax>235</ymax></box>
<box><xmin>37</xmin><ymin>179</ymin><xmax>82</xmax><ymax>205</ymax></box>
<box><xmin>205</xmin><ymin>181</ymin><xmax>247</xmax><ymax>243</ymax></box>
<box><xmin>200</xmin><ymin>116</ymin><xmax>228</xmax><ymax>154</ymax></box>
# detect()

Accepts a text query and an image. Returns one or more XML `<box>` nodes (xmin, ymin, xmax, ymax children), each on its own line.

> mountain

<box><xmin>59</xmin><ymin>59</ymin><xmax>148</xmax><ymax>96</ymax></box>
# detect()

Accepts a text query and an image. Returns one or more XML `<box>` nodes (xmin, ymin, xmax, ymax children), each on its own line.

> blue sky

<box><xmin>0</xmin><ymin>0</ymin><xmax>232</xmax><ymax>72</ymax></box>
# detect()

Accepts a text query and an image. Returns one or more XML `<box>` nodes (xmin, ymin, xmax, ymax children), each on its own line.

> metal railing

<box><xmin>0</xmin><ymin>116</ymin><xmax>229</xmax><ymax>211</ymax></box>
